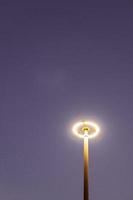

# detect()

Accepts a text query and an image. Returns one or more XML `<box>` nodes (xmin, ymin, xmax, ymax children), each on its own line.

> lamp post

<box><xmin>72</xmin><ymin>121</ymin><xmax>100</xmax><ymax>200</ymax></box>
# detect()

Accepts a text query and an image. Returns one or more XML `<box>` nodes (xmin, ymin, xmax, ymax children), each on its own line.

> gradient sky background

<box><xmin>0</xmin><ymin>1</ymin><xmax>133</xmax><ymax>200</ymax></box>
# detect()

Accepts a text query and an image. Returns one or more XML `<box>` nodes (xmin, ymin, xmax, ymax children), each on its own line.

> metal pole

<box><xmin>84</xmin><ymin>137</ymin><xmax>89</xmax><ymax>200</ymax></box>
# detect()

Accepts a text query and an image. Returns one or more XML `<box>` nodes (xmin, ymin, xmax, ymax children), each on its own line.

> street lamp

<box><xmin>72</xmin><ymin>121</ymin><xmax>100</xmax><ymax>200</ymax></box>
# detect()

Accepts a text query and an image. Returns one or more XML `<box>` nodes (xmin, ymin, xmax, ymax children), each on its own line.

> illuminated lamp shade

<box><xmin>72</xmin><ymin>121</ymin><xmax>100</xmax><ymax>139</ymax></box>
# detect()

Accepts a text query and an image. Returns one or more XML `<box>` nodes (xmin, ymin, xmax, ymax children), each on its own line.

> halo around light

<box><xmin>72</xmin><ymin>121</ymin><xmax>100</xmax><ymax>139</ymax></box>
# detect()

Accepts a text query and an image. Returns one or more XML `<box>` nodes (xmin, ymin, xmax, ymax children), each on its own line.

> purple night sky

<box><xmin>0</xmin><ymin>1</ymin><xmax>133</xmax><ymax>199</ymax></box>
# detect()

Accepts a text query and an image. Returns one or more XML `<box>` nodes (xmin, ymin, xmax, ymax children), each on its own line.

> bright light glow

<box><xmin>72</xmin><ymin>121</ymin><xmax>100</xmax><ymax>139</ymax></box>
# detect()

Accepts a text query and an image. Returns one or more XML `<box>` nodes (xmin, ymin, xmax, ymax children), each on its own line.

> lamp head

<box><xmin>72</xmin><ymin>121</ymin><xmax>100</xmax><ymax>139</ymax></box>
